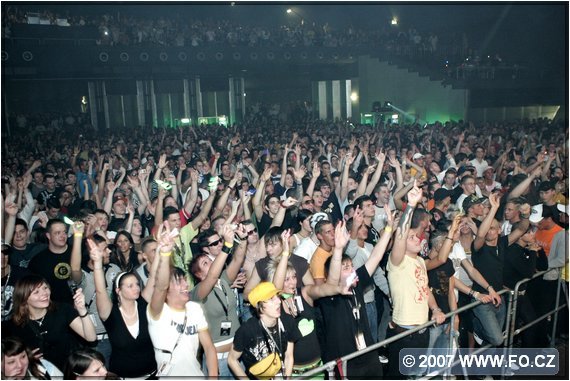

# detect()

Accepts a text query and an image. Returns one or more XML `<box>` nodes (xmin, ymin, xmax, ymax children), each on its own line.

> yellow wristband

<box><xmin>160</xmin><ymin>251</ymin><xmax>172</xmax><ymax>257</ymax></box>
<box><xmin>74</xmin><ymin>233</ymin><xmax>84</xmax><ymax>238</ymax></box>
<box><xmin>282</xmin><ymin>251</ymin><xmax>290</xmax><ymax>258</ymax></box>
<box><xmin>224</xmin><ymin>242</ymin><xmax>234</xmax><ymax>249</ymax></box>
<box><xmin>384</xmin><ymin>226</ymin><xmax>393</xmax><ymax>233</ymax></box>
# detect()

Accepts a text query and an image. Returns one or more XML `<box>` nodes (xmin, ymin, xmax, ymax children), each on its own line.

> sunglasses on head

<box><xmin>207</xmin><ymin>238</ymin><xmax>223</xmax><ymax>247</ymax></box>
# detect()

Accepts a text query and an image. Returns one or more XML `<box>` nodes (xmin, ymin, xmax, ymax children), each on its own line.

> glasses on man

<box><xmin>207</xmin><ymin>238</ymin><xmax>223</xmax><ymax>247</ymax></box>
<box><xmin>303</xmin><ymin>200</ymin><xmax>314</xmax><ymax>205</ymax></box>
<box><xmin>246</xmin><ymin>228</ymin><xmax>258</xmax><ymax>236</ymax></box>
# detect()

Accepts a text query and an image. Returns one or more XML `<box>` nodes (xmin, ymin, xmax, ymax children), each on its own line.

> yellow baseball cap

<box><xmin>249</xmin><ymin>282</ymin><xmax>281</xmax><ymax>308</ymax></box>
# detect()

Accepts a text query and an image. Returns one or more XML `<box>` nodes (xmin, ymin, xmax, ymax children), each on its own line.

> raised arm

<box><xmin>507</xmin><ymin>166</ymin><xmax>541</xmax><ymax>200</ymax></box>
<box><xmin>425</xmin><ymin>214</ymin><xmax>461</xmax><ymax>271</ymax></box>
<box><xmin>149</xmin><ymin>222</ymin><xmax>177</xmax><ymax>319</ymax></box>
<box><xmin>390</xmin><ymin>180</ymin><xmax>422</xmax><ymax>267</ymax></box>
<box><xmin>194</xmin><ymin>225</ymin><xmax>237</xmax><ymax>301</ymax></box>
<box><xmin>473</xmin><ymin>192</ymin><xmax>501</xmax><ymax>252</ymax></box>
<box><xmin>87</xmin><ymin>238</ymin><xmax>113</xmax><ymax>321</ymax></box>
<box><xmin>70</xmin><ymin>222</ymin><xmax>85</xmax><ymax>284</ymax></box>
<box><xmin>365</xmin><ymin>206</ymin><xmax>396</xmax><ymax>275</ymax></box>
<box><xmin>253</xmin><ymin>168</ymin><xmax>271</xmax><ymax>221</ymax></box>
<box><xmin>365</xmin><ymin>150</ymin><xmax>386</xmax><ymax>196</ymax></box>
<box><xmin>326</xmin><ymin>221</ymin><xmax>350</xmax><ymax>286</ymax></box>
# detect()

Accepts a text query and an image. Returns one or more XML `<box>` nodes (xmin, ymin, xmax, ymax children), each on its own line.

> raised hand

<box><xmin>407</xmin><ymin>180</ymin><xmax>423</xmax><ymax>207</ymax></box>
<box><xmin>334</xmin><ymin>220</ymin><xmax>350</xmax><ymax>249</ymax></box>
<box><xmin>156</xmin><ymin>221</ymin><xmax>178</xmax><ymax>253</ymax></box>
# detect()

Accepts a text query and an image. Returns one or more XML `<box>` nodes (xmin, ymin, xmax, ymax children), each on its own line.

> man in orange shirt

<box><xmin>529</xmin><ymin>204</ymin><xmax>565</xmax><ymax>338</ymax></box>
<box><xmin>531</xmin><ymin>204</ymin><xmax>563</xmax><ymax>257</ymax></box>
<box><xmin>309</xmin><ymin>220</ymin><xmax>335</xmax><ymax>285</ymax></box>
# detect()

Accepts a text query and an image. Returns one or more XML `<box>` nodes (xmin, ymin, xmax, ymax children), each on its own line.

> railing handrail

<box><xmin>299</xmin><ymin>288</ymin><xmax>511</xmax><ymax>378</ymax></box>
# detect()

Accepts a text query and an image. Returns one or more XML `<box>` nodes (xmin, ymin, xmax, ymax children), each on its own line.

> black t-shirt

<box><xmin>232</xmin><ymin>314</ymin><xmax>301</xmax><ymax>378</ymax></box>
<box><xmin>322</xmin><ymin>192</ymin><xmax>343</xmax><ymax>224</ymax></box>
<box><xmin>503</xmin><ymin>244</ymin><xmax>539</xmax><ymax>291</ymax></box>
<box><xmin>2</xmin><ymin>303</ymin><xmax>79</xmax><ymax>370</ymax></box>
<box><xmin>9</xmin><ymin>243</ymin><xmax>47</xmax><ymax>268</ymax></box>
<box><xmin>286</xmin><ymin>289</ymin><xmax>321</xmax><ymax>365</ymax></box>
<box><xmin>108</xmin><ymin>215</ymin><xmax>128</xmax><ymax>232</ymax></box>
<box><xmin>318</xmin><ymin>266</ymin><xmax>376</xmax><ymax>362</ymax></box>
<box><xmin>255</xmin><ymin>255</ymin><xmax>308</xmax><ymax>289</ymax></box>
<box><xmin>103</xmin><ymin>299</ymin><xmax>157</xmax><ymax>377</ymax></box>
<box><xmin>28</xmin><ymin>247</ymin><xmax>73</xmax><ymax>304</ymax></box>
<box><xmin>258</xmin><ymin>211</ymin><xmax>295</xmax><ymax>238</ymax></box>
<box><xmin>428</xmin><ymin>258</ymin><xmax>455</xmax><ymax>314</ymax></box>
<box><xmin>471</xmin><ymin>235</ymin><xmax>509</xmax><ymax>294</ymax></box>
<box><xmin>1</xmin><ymin>265</ymin><xmax>31</xmax><ymax>321</ymax></box>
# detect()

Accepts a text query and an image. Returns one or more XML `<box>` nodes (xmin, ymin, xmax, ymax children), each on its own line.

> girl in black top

<box><xmin>88</xmin><ymin>238</ymin><xmax>157</xmax><ymax>378</ymax></box>
<box><xmin>2</xmin><ymin>275</ymin><xmax>96</xmax><ymax>370</ymax></box>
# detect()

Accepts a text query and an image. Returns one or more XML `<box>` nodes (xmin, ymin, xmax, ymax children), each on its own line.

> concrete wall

<box><xmin>356</xmin><ymin>56</ymin><xmax>468</xmax><ymax>124</ymax></box>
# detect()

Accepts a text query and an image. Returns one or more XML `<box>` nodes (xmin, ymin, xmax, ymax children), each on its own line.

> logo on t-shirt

<box><xmin>54</xmin><ymin>262</ymin><xmax>71</xmax><ymax>280</ymax></box>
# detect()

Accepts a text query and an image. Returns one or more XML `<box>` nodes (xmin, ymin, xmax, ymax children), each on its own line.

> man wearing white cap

<box><xmin>409</xmin><ymin>152</ymin><xmax>428</xmax><ymax>180</ymax></box>
<box><xmin>528</xmin><ymin>203</ymin><xmax>566</xmax><ymax>340</ymax></box>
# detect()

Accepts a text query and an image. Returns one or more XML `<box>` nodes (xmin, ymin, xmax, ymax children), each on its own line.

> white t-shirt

<box><xmin>448</xmin><ymin>242</ymin><xmax>473</xmax><ymax>288</ymax></box>
<box><xmin>294</xmin><ymin>236</ymin><xmax>319</xmax><ymax>262</ymax></box>
<box><xmin>147</xmin><ymin>302</ymin><xmax>208</xmax><ymax>377</ymax></box>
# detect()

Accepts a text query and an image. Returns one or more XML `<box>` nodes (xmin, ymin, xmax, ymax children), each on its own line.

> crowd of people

<box><xmin>1</xmin><ymin>112</ymin><xmax>568</xmax><ymax>379</ymax></box>
<box><xmin>2</xmin><ymin>5</ymin><xmax>507</xmax><ymax>74</ymax></box>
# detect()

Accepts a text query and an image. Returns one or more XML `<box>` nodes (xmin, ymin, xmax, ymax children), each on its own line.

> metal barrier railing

<box><xmin>299</xmin><ymin>269</ymin><xmax>568</xmax><ymax>380</ymax></box>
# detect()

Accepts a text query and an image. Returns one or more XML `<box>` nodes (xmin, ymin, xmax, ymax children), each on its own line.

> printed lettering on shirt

<box><xmin>170</xmin><ymin>319</ymin><xmax>198</xmax><ymax>335</ymax></box>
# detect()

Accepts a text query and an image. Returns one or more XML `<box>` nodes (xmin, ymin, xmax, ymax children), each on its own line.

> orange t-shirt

<box><xmin>535</xmin><ymin>224</ymin><xmax>563</xmax><ymax>256</ymax></box>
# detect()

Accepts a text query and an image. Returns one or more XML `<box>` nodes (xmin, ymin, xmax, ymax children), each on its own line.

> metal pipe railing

<box><xmin>300</xmin><ymin>269</ymin><xmax>567</xmax><ymax>380</ymax></box>
<box><xmin>299</xmin><ymin>289</ymin><xmax>511</xmax><ymax>379</ymax></box>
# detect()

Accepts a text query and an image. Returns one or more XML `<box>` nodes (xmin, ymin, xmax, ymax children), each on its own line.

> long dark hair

<box><xmin>111</xmin><ymin>231</ymin><xmax>139</xmax><ymax>272</ymax></box>
<box><xmin>12</xmin><ymin>275</ymin><xmax>54</xmax><ymax>326</ymax></box>
<box><xmin>63</xmin><ymin>348</ymin><xmax>106</xmax><ymax>380</ymax></box>
<box><xmin>1</xmin><ymin>337</ymin><xmax>48</xmax><ymax>379</ymax></box>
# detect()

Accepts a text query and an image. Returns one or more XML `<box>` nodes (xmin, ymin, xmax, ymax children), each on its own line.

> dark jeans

<box><xmin>386</xmin><ymin>323</ymin><xmax>429</xmax><ymax>379</ymax></box>
<box><xmin>515</xmin><ymin>294</ymin><xmax>548</xmax><ymax>347</ymax></box>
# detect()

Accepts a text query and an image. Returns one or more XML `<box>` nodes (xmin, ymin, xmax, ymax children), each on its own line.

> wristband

<box><xmin>79</xmin><ymin>311</ymin><xmax>89</xmax><ymax>318</ymax></box>
<box><xmin>468</xmin><ymin>289</ymin><xmax>474</xmax><ymax>297</ymax></box>
<box><xmin>94</xmin><ymin>266</ymin><xmax>103</xmax><ymax>270</ymax></box>
<box><xmin>486</xmin><ymin>285</ymin><xmax>494</xmax><ymax>291</ymax></box>
<box><xmin>160</xmin><ymin>251</ymin><xmax>172</xmax><ymax>257</ymax></box>
<box><xmin>224</xmin><ymin>241</ymin><xmax>234</xmax><ymax>249</ymax></box>
<box><xmin>384</xmin><ymin>226</ymin><xmax>393</xmax><ymax>233</ymax></box>
<box><xmin>431</xmin><ymin>307</ymin><xmax>442</xmax><ymax>313</ymax></box>
<box><xmin>445</xmin><ymin>237</ymin><xmax>454</xmax><ymax>242</ymax></box>
<box><xmin>281</xmin><ymin>251</ymin><xmax>290</xmax><ymax>258</ymax></box>
<box><xmin>520</xmin><ymin>213</ymin><xmax>529</xmax><ymax>219</ymax></box>
<box><xmin>74</xmin><ymin>233</ymin><xmax>84</xmax><ymax>238</ymax></box>
<box><xmin>222</xmin><ymin>245</ymin><xmax>233</xmax><ymax>254</ymax></box>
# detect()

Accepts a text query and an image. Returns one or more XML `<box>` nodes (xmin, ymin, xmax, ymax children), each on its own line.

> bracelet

<box><xmin>74</xmin><ymin>233</ymin><xmax>84</xmax><ymax>238</ymax></box>
<box><xmin>384</xmin><ymin>226</ymin><xmax>393</xmax><ymax>233</ymax></box>
<box><xmin>281</xmin><ymin>251</ymin><xmax>290</xmax><ymax>258</ymax></box>
<box><xmin>160</xmin><ymin>251</ymin><xmax>172</xmax><ymax>257</ymax></box>
<box><xmin>486</xmin><ymin>285</ymin><xmax>494</xmax><ymax>291</ymax></box>
<box><xmin>431</xmin><ymin>307</ymin><xmax>442</xmax><ymax>313</ymax></box>
<box><xmin>224</xmin><ymin>241</ymin><xmax>234</xmax><ymax>249</ymax></box>
<box><xmin>221</xmin><ymin>245</ymin><xmax>233</xmax><ymax>254</ymax></box>
<box><xmin>468</xmin><ymin>289</ymin><xmax>474</xmax><ymax>297</ymax></box>
<box><xmin>445</xmin><ymin>237</ymin><xmax>454</xmax><ymax>242</ymax></box>
<box><xmin>79</xmin><ymin>311</ymin><xmax>89</xmax><ymax>318</ymax></box>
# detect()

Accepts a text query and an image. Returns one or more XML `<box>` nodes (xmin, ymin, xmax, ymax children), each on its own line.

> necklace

<box><xmin>33</xmin><ymin>314</ymin><xmax>46</xmax><ymax>327</ymax></box>
<box><xmin>120</xmin><ymin>303</ymin><xmax>138</xmax><ymax>319</ymax></box>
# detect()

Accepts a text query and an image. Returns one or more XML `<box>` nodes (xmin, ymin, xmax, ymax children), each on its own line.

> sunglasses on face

<box><xmin>207</xmin><ymin>238</ymin><xmax>223</xmax><ymax>247</ymax></box>
<box><xmin>303</xmin><ymin>200</ymin><xmax>314</xmax><ymax>205</ymax></box>
<box><xmin>246</xmin><ymin>228</ymin><xmax>258</xmax><ymax>236</ymax></box>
